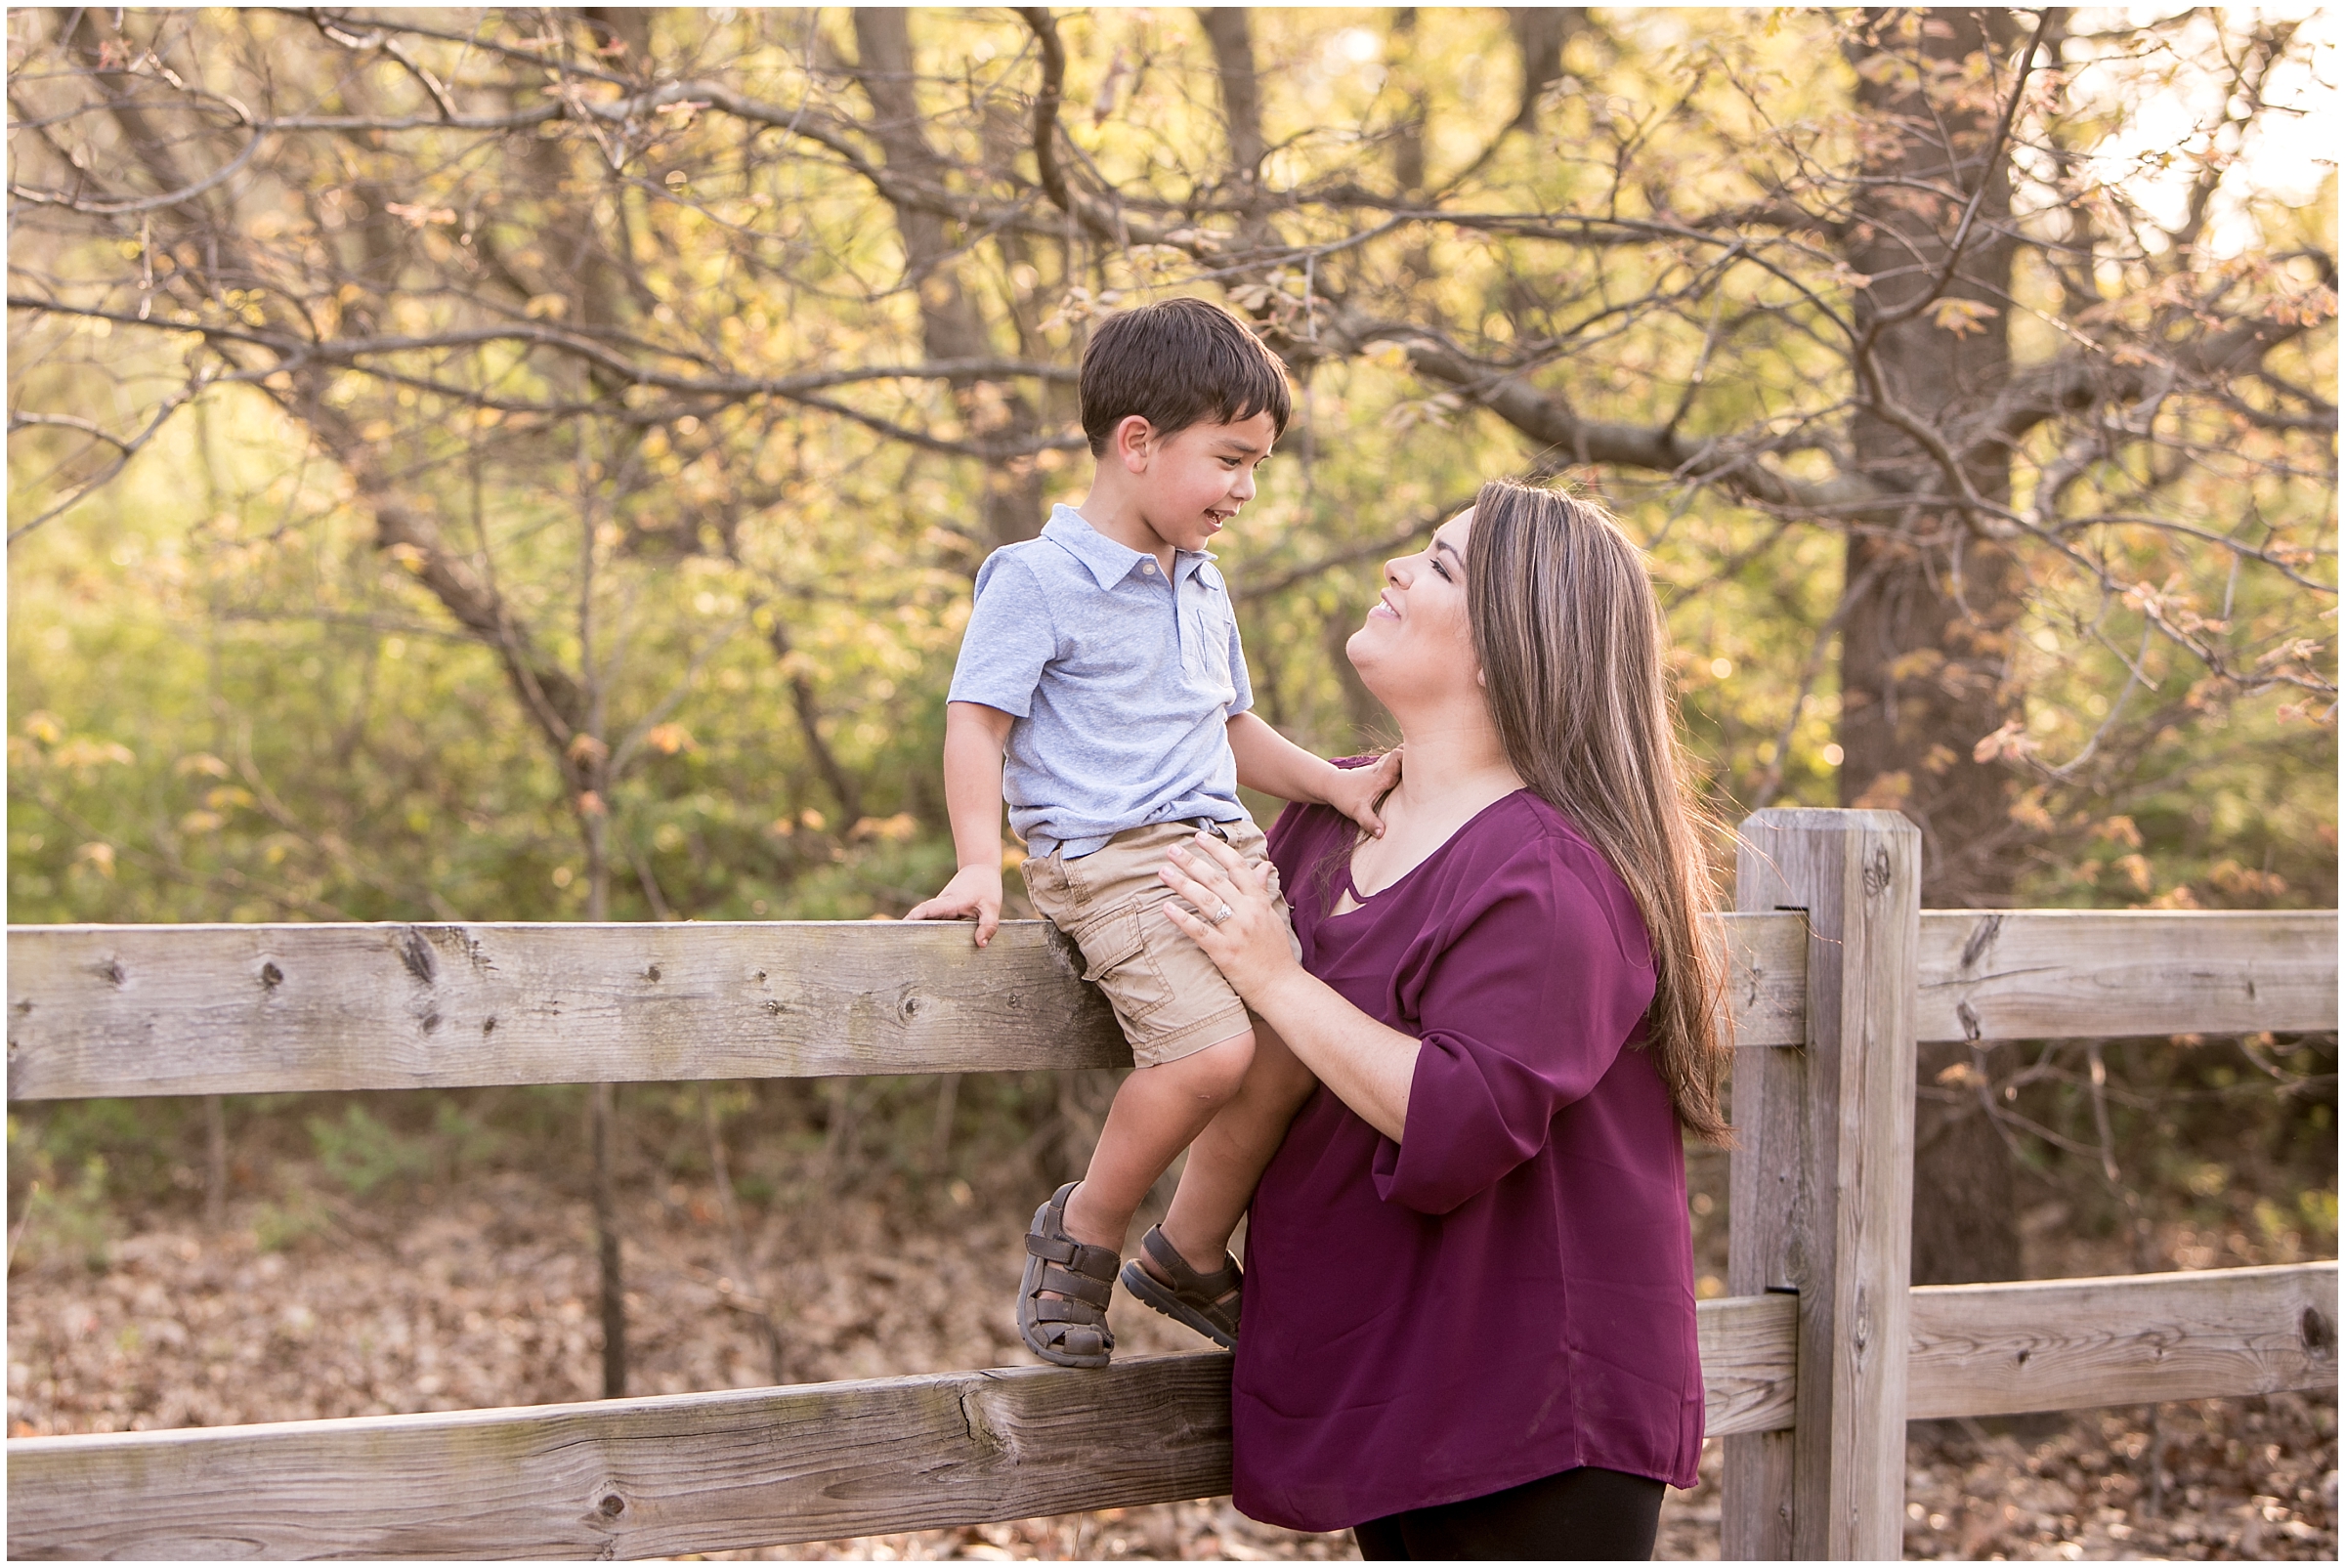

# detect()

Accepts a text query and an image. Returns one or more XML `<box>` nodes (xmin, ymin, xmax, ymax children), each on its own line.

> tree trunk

<box><xmin>590</xmin><ymin>1081</ymin><xmax>626</xmax><ymax>1396</ymax></box>
<box><xmin>850</xmin><ymin>11</ymin><xmax>1045</xmax><ymax>550</ymax></box>
<box><xmin>1840</xmin><ymin>8</ymin><xmax>2027</xmax><ymax>1285</ymax></box>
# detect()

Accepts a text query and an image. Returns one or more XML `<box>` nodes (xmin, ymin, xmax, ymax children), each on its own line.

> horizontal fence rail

<box><xmin>1908</xmin><ymin>1261</ymin><xmax>2338</xmax><ymax>1418</ymax></box>
<box><xmin>9</xmin><ymin>910</ymin><xmax>2334</xmax><ymax>1101</ymax></box>
<box><xmin>4</xmin><ymin>1296</ymin><xmax>1795</xmax><ymax>1561</ymax></box>
<box><xmin>3</xmin><ymin>913</ymin><xmax>1812</xmax><ymax>1099</ymax></box>
<box><xmin>11</xmin><ymin>1267</ymin><xmax>2330</xmax><ymax>1561</ymax></box>
<box><xmin>1915</xmin><ymin>910</ymin><xmax>2339</xmax><ymax>1044</ymax></box>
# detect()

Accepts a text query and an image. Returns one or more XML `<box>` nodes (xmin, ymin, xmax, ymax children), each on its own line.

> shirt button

<box><xmin>1142</xmin><ymin>561</ymin><xmax>1157</xmax><ymax>572</ymax></box>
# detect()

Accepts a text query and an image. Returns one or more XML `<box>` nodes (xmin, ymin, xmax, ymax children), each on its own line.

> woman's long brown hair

<box><xmin>1467</xmin><ymin>478</ymin><xmax>1734</xmax><ymax>1144</ymax></box>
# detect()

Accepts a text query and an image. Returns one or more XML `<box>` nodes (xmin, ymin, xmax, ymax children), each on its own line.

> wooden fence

<box><xmin>6</xmin><ymin>808</ymin><xmax>2336</xmax><ymax>1559</ymax></box>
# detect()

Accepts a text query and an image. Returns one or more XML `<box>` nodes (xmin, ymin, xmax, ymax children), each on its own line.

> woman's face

<box><xmin>1346</xmin><ymin>508</ymin><xmax>1479</xmax><ymax>710</ymax></box>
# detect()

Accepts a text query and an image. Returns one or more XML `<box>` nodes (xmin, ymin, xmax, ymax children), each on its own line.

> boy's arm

<box><xmin>905</xmin><ymin>700</ymin><xmax>1018</xmax><ymax>946</ymax></box>
<box><xmin>1226</xmin><ymin>710</ymin><xmax>1399</xmax><ymax>839</ymax></box>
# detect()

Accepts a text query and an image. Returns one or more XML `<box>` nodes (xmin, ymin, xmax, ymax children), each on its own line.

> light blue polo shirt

<box><xmin>949</xmin><ymin>504</ymin><xmax>1254</xmax><ymax>858</ymax></box>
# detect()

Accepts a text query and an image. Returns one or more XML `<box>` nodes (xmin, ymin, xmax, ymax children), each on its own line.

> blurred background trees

<box><xmin>8</xmin><ymin>7</ymin><xmax>2334</xmax><ymax>1301</ymax></box>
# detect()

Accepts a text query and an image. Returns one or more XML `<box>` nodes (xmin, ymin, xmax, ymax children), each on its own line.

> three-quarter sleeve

<box><xmin>946</xmin><ymin>554</ymin><xmax>1058</xmax><ymax>717</ymax></box>
<box><xmin>1370</xmin><ymin>844</ymin><xmax>1658</xmax><ymax>1215</ymax></box>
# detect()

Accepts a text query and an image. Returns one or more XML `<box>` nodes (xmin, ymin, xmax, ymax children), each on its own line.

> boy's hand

<box><xmin>906</xmin><ymin>864</ymin><xmax>1005</xmax><ymax>948</ymax></box>
<box><xmin>1323</xmin><ymin>747</ymin><xmax>1402</xmax><ymax>839</ymax></box>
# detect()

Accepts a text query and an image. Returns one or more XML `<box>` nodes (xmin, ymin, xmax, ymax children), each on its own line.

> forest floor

<box><xmin>8</xmin><ymin>1123</ymin><xmax>2334</xmax><ymax>1563</ymax></box>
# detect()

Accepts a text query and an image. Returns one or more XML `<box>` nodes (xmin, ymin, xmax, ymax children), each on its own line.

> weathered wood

<box><xmin>4</xmin><ymin>920</ymin><xmax>1130</xmax><ymax>1100</ymax></box>
<box><xmin>1718</xmin><ymin>910</ymin><xmax>1808</xmax><ymax>1048</ymax></box>
<box><xmin>5</xmin><ymin>1296</ymin><xmax>1797</xmax><ymax>1560</ymax></box>
<box><xmin>1907</xmin><ymin>1261</ymin><xmax>2339</xmax><ymax>1419</ymax></box>
<box><xmin>1916</xmin><ymin>910</ymin><xmax>2338</xmax><ymax>1043</ymax></box>
<box><xmin>3</xmin><ymin>1354</ymin><xmax>1229</xmax><ymax>1562</ymax></box>
<box><xmin>4</xmin><ymin>913</ymin><xmax>1808</xmax><ymax>1100</ymax></box>
<box><xmin>1725</xmin><ymin>809</ymin><xmax>1920</xmax><ymax>1561</ymax></box>
<box><xmin>1698</xmin><ymin>1290</ymin><xmax>1801</xmax><ymax>1438</ymax></box>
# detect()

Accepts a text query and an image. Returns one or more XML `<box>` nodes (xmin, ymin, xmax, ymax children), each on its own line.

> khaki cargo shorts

<box><xmin>1022</xmin><ymin>816</ymin><xmax>1300</xmax><ymax>1069</ymax></box>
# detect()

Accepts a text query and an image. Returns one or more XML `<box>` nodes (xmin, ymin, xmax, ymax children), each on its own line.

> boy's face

<box><xmin>1123</xmin><ymin>410</ymin><xmax>1279</xmax><ymax>554</ymax></box>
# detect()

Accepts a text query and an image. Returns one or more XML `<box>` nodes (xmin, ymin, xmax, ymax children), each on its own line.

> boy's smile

<box><xmin>1083</xmin><ymin>410</ymin><xmax>1279</xmax><ymax>568</ymax></box>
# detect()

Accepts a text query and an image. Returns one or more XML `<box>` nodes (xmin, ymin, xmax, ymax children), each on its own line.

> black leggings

<box><xmin>1350</xmin><ymin>1465</ymin><xmax>1666</xmax><ymax>1561</ymax></box>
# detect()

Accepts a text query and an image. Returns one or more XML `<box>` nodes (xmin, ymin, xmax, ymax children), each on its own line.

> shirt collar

<box><xmin>1040</xmin><ymin>504</ymin><xmax>1217</xmax><ymax>590</ymax></box>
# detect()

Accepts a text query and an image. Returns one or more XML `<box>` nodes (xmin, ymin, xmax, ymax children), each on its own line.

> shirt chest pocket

<box><xmin>1181</xmin><ymin>595</ymin><xmax>1234</xmax><ymax>695</ymax></box>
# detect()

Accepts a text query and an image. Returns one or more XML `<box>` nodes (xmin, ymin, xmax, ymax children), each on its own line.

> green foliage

<box><xmin>9</xmin><ymin>1115</ymin><xmax>118</xmax><ymax>1270</ymax></box>
<box><xmin>252</xmin><ymin>1188</ymin><xmax>332</xmax><ymax>1254</ymax></box>
<box><xmin>307</xmin><ymin>1105</ymin><xmax>435</xmax><ymax>1199</ymax></box>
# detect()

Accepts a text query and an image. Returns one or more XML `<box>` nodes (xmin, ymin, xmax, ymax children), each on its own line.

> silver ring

<box><xmin>1210</xmin><ymin>904</ymin><xmax>1235</xmax><ymax>926</ymax></box>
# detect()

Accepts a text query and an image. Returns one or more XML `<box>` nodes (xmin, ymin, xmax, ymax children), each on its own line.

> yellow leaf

<box><xmin>1928</xmin><ymin>297</ymin><xmax>2000</xmax><ymax>337</ymax></box>
<box><xmin>1971</xmin><ymin>720</ymin><xmax>2034</xmax><ymax>763</ymax></box>
<box><xmin>52</xmin><ymin>738</ymin><xmax>135</xmax><ymax>769</ymax></box>
<box><xmin>644</xmin><ymin>722</ymin><xmax>695</xmax><ymax>756</ymax></box>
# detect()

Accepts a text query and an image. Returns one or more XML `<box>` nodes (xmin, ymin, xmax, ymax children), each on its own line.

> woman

<box><xmin>1148</xmin><ymin>479</ymin><xmax>1732</xmax><ymax>1559</ymax></box>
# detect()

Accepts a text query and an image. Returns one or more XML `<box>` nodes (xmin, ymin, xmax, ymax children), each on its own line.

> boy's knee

<box><xmin>1172</xmin><ymin>1027</ymin><xmax>1256</xmax><ymax>1103</ymax></box>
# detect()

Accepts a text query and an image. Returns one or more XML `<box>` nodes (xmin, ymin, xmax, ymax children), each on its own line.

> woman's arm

<box><xmin>1164</xmin><ymin>824</ymin><xmax>1653</xmax><ymax>1214</ymax></box>
<box><xmin>1158</xmin><ymin>833</ymin><xmax>1417</xmax><ymax>1140</ymax></box>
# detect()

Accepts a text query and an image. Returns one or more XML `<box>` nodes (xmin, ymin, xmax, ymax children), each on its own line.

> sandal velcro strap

<box><xmin>1030</xmin><ymin>1297</ymin><xmax>1106</xmax><ymax>1325</ymax></box>
<box><xmin>1039</xmin><ymin>1265</ymin><xmax>1113</xmax><ymax>1308</ymax></box>
<box><xmin>1024</xmin><ymin>1233</ymin><xmax>1119</xmax><ymax>1278</ymax></box>
<box><xmin>1025</xmin><ymin>1232</ymin><xmax>1077</xmax><ymax>1263</ymax></box>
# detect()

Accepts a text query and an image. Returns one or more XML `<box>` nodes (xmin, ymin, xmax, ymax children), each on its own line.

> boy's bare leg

<box><xmin>1057</xmin><ymin>1029</ymin><xmax>1256</xmax><ymax>1255</ymax></box>
<box><xmin>1154</xmin><ymin>1021</ymin><xmax>1317</xmax><ymax>1274</ymax></box>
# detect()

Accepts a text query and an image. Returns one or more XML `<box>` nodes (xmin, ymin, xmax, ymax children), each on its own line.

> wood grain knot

<box><xmin>260</xmin><ymin>962</ymin><xmax>283</xmax><ymax>989</ymax></box>
<box><xmin>598</xmin><ymin>1494</ymin><xmax>625</xmax><ymax>1516</ymax></box>
<box><xmin>645</xmin><ymin>964</ymin><xmax>661</xmax><ymax>982</ymax></box>
<box><xmin>395</xmin><ymin>928</ymin><xmax>438</xmax><ymax>985</ymax></box>
<box><xmin>93</xmin><ymin>958</ymin><xmax>126</xmax><ymax>987</ymax></box>
<box><xmin>2303</xmin><ymin>1304</ymin><xmax>2334</xmax><ymax>1357</ymax></box>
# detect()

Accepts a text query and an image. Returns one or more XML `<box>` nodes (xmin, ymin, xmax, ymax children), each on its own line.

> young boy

<box><xmin>907</xmin><ymin>297</ymin><xmax>1396</xmax><ymax>1367</ymax></box>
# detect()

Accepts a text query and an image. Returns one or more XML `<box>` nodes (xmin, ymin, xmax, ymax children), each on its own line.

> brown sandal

<box><xmin>1119</xmin><ymin>1224</ymin><xmax>1241</xmax><ymax>1350</ymax></box>
<box><xmin>1017</xmin><ymin>1181</ymin><xmax>1119</xmax><ymax>1369</ymax></box>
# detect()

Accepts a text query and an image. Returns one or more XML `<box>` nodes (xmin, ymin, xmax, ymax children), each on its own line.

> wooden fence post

<box><xmin>1723</xmin><ymin>808</ymin><xmax>1920</xmax><ymax>1559</ymax></box>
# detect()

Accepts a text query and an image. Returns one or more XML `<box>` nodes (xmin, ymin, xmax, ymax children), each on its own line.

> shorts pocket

<box><xmin>1076</xmin><ymin>902</ymin><xmax>1176</xmax><ymax>1024</ymax></box>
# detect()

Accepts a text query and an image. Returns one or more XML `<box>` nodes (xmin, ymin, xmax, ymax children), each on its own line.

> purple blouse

<box><xmin>1230</xmin><ymin>788</ymin><xmax>1703</xmax><ymax>1532</ymax></box>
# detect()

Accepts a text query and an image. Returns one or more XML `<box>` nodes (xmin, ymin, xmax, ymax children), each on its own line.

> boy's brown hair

<box><xmin>1079</xmin><ymin>297</ymin><xmax>1293</xmax><ymax>455</ymax></box>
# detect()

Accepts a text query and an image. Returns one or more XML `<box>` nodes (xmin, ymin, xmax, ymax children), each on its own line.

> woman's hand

<box><xmin>1159</xmin><ymin>832</ymin><xmax>1302</xmax><ymax>1002</ymax></box>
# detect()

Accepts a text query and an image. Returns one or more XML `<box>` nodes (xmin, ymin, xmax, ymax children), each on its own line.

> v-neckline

<box><xmin>1325</xmin><ymin>789</ymin><xmax>1529</xmax><ymax>918</ymax></box>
